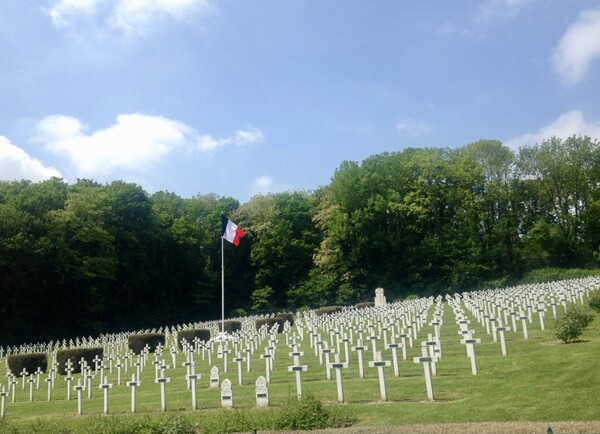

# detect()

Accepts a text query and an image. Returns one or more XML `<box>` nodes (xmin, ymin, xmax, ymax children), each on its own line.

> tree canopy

<box><xmin>2</xmin><ymin>136</ymin><xmax>600</xmax><ymax>344</ymax></box>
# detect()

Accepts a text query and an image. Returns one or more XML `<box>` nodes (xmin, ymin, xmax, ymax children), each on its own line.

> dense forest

<box><xmin>2</xmin><ymin>136</ymin><xmax>600</xmax><ymax>345</ymax></box>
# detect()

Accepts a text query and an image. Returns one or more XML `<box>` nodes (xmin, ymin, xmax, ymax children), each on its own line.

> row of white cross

<box><xmin>0</xmin><ymin>277</ymin><xmax>595</xmax><ymax>418</ymax></box>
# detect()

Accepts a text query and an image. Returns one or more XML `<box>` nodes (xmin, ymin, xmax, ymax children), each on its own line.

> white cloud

<box><xmin>503</xmin><ymin>110</ymin><xmax>600</xmax><ymax>149</ymax></box>
<box><xmin>396</xmin><ymin>118</ymin><xmax>432</xmax><ymax>137</ymax></box>
<box><xmin>110</xmin><ymin>0</ymin><xmax>214</xmax><ymax>35</ymax></box>
<box><xmin>46</xmin><ymin>0</ymin><xmax>214</xmax><ymax>35</ymax></box>
<box><xmin>47</xmin><ymin>0</ymin><xmax>103</xmax><ymax>27</ymax></box>
<box><xmin>251</xmin><ymin>176</ymin><xmax>291</xmax><ymax>197</ymax></box>
<box><xmin>196</xmin><ymin>126</ymin><xmax>264</xmax><ymax>152</ymax></box>
<box><xmin>552</xmin><ymin>9</ymin><xmax>600</xmax><ymax>84</ymax></box>
<box><xmin>474</xmin><ymin>0</ymin><xmax>533</xmax><ymax>24</ymax></box>
<box><xmin>34</xmin><ymin>113</ymin><xmax>264</xmax><ymax>178</ymax></box>
<box><xmin>0</xmin><ymin>136</ymin><xmax>62</xmax><ymax>182</ymax></box>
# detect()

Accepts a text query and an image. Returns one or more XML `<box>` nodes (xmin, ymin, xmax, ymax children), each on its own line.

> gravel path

<box><xmin>250</xmin><ymin>421</ymin><xmax>600</xmax><ymax>434</ymax></box>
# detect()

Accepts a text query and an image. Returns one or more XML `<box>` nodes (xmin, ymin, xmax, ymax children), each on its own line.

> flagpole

<box><xmin>221</xmin><ymin>236</ymin><xmax>225</xmax><ymax>335</ymax></box>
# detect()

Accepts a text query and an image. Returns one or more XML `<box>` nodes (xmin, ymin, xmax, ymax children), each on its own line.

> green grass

<box><xmin>0</xmin><ymin>298</ymin><xmax>598</xmax><ymax>432</ymax></box>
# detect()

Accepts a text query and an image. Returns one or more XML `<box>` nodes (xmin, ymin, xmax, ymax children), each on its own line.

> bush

<box><xmin>554</xmin><ymin>305</ymin><xmax>595</xmax><ymax>343</ymax></box>
<box><xmin>355</xmin><ymin>302</ymin><xmax>375</xmax><ymax>309</ymax></box>
<box><xmin>255</xmin><ymin>317</ymin><xmax>284</xmax><ymax>332</ymax></box>
<box><xmin>85</xmin><ymin>414</ymin><xmax>196</xmax><ymax>434</ymax></box>
<box><xmin>276</xmin><ymin>312</ymin><xmax>294</xmax><ymax>326</ymax></box>
<box><xmin>272</xmin><ymin>393</ymin><xmax>353</xmax><ymax>430</ymax></box>
<box><xmin>128</xmin><ymin>333</ymin><xmax>165</xmax><ymax>355</ymax></box>
<box><xmin>177</xmin><ymin>329</ymin><xmax>211</xmax><ymax>350</ymax></box>
<box><xmin>588</xmin><ymin>290</ymin><xmax>600</xmax><ymax>313</ymax></box>
<box><xmin>56</xmin><ymin>347</ymin><xmax>103</xmax><ymax>375</ymax></box>
<box><xmin>6</xmin><ymin>353</ymin><xmax>47</xmax><ymax>377</ymax></box>
<box><xmin>315</xmin><ymin>306</ymin><xmax>343</xmax><ymax>316</ymax></box>
<box><xmin>220</xmin><ymin>320</ymin><xmax>242</xmax><ymax>334</ymax></box>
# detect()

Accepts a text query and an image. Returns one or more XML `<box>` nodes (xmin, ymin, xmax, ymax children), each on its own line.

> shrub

<box><xmin>272</xmin><ymin>393</ymin><xmax>353</xmax><ymax>430</ymax></box>
<box><xmin>128</xmin><ymin>333</ymin><xmax>165</xmax><ymax>355</ymax></box>
<box><xmin>554</xmin><ymin>305</ymin><xmax>595</xmax><ymax>343</ymax></box>
<box><xmin>255</xmin><ymin>317</ymin><xmax>284</xmax><ymax>332</ymax></box>
<box><xmin>276</xmin><ymin>312</ymin><xmax>294</xmax><ymax>326</ymax></box>
<box><xmin>177</xmin><ymin>329</ymin><xmax>211</xmax><ymax>350</ymax></box>
<box><xmin>56</xmin><ymin>347</ymin><xmax>103</xmax><ymax>375</ymax></box>
<box><xmin>355</xmin><ymin>302</ymin><xmax>375</xmax><ymax>309</ymax></box>
<box><xmin>588</xmin><ymin>290</ymin><xmax>600</xmax><ymax>313</ymax></box>
<box><xmin>315</xmin><ymin>306</ymin><xmax>343</xmax><ymax>316</ymax></box>
<box><xmin>6</xmin><ymin>353</ymin><xmax>47</xmax><ymax>377</ymax></box>
<box><xmin>220</xmin><ymin>320</ymin><xmax>242</xmax><ymax>334</ymax></box>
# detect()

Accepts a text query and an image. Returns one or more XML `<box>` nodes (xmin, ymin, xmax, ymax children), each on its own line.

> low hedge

<box><xmin>315</xmin><ymin>306</ymin><xmax>343</xmax><ymax>316</ymax></box>
<box><xmin>56</xmin><ymin>347</ymin><xmax>103</xmax><ymax>375</ymax></box>
<box><xmin>177</xmin><ymin>329</ymin><xmax>211</xmax><ymax>349</ymax></box>
<box><xmin>356</xmin><ymin>302</ymin><xmax>375</xmax><ymax>309</ymax></box>
<box><xmin>276</xmin><ymin>312</ymin><xmax>294</xmax><ymax>326</ymax></box>
<box><xmin>255</xmin><ymin>317</ymin><xmax>285</xmax><ymax>332</ymax></box>
<box><xmin>7</xmin><ymin>353</ymin><xmax>47</xmax><ymax>377</ymax></box>
<box><xmin>128</xmin><ymin>333</ymin><xmax>165</xmax><ymax>355</ymax></box>
<box><xmin>218</xmin><ymin>320</ymin><xmax>242</xmax><ymax>334</ymax></box>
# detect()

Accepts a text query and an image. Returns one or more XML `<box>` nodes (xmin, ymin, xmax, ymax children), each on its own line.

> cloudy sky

<box><xmin>2</xmin><ymin>1</ymin><xmax>600</xmax><ymax>203</ymax></box>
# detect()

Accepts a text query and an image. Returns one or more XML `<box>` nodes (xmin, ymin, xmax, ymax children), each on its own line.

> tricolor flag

<box><xmin>221</xmin><ymin>215</ymin><xmax>246</xmax><ymax>246</ymax></box>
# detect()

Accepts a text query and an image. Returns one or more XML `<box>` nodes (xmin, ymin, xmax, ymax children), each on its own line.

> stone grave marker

<box><xmin>496</xmin><ymin>325</ymin><xmax>510</xmax><ymax>356</ymax></box>
<box><xmin>84</xmin><ymin>367</ymin><xmax>95</xmax><ymax>399</ymax></box>
<box><xmin>155</xmin><ymin>369</ymin><xmax>171</xmax><ymax>412</ymax></box>
<box><xmin>413</xmin><ymin>354</ymin><xmax>438</xmax><ymax>401</ymax></box>
<box><xmin>255</xmin><ymin>375</ymin><xmax>269</xmax><ymax>408</ymax></box>
<box><xmin>99</xmin><ymin>376</ymin><xmax>113</xmax><ymax>414</ymax></box>
<box><xmin>74</xmin><ymin>378</ymin><xmax>85</xmax><ymax>415</ymax></box>
<box><xmin>234</xmin><ymin>353</ymin><xmax>245</xmax><ymax>385</ymax></box>
<box><xmin>460</xmin><ymin>337</ymin><xmax>482</xmax><ymax>375</ymax></box>
<box><xmin>351</xmin><ymin>339</ymin><xmax>367</xmax><ymax>378</ymax></box>
<box><xmin>368</xmin><ymin>352</ymin><xmax>392</xmax><ymax>401</ymax></box>
<box><xmin>287</xmin><ymin>362</ymin><xmax>308</xmax><ymax>399</ymax></box>
<box><xmin>0</xmin><ymin>386</ymin><xmax>8</xmax><ymax>419</ymax></box>
<box><xmin>126</xmin><ymin>374</ymin><xmax>141</xmax><ymax>413</ymax></box>
<box><xmin>209</xmin><ymin>366</ymin><xmax>220</xmax><ymax>388</ymax></box>
<box><xmin>260</xmin><ymin>351</ymin><xmax>273</xmax><ymax>383</ymax></box>
<box><xmin>321</xmin><ymin>343</ymin><xmax>334</xmax><ymax>380</ymax></box>
<box><xmin>328</xmin><ymin>355</ymin><xmax>349</xmax><ymax>403</ymax></box>
<box><xmin>387</xmin><ymin>340</ymin><xmax>402</xmax><ymax>377</ymax></box>
<box><xmin>221</xmin><ymin>378</ymin><xmax>233</xmax><ymax>408</ymax></box>
<box><xmin>28</xmin><ymin>374</ymin><xmax>35</xmax><ymax>401</ymax></box>
<box><xmin>186</xmin><ymin>370</ymin><xmax>200</xmax><ymax>410</ymax></box>
<box><xmin>34</xmin><ymin>367</ymin><xmax>43</xmax><ymax>390</ymax></box>
<box><xmin>46</xmin><ymin>375</ymin><xmax>52</xmax><ymax>401</ymax></box>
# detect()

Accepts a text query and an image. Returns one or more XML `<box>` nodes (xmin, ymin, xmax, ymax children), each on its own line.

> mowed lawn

<box><xmin>0</xmin><ymin>298</ymin><xmax>599</xmax><ymax>432</ymax></box>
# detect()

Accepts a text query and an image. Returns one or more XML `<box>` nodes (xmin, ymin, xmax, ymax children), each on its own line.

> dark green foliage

<box><xmin>554</xmin><ymin>305</ymin><xmax>595</xmax><ymax>343</ymax></box>
<box><xmin>198</xmin><ymin>393</ymin><xmax>353</xmax><ymax>434</ymax></box>
<box><xmin>315</xmin><ymin>306</ymin><xmax>343</xmax><ymax>316</ymax></box>
<box><xmin>0</xmin><ymin>419</ymin><xmax>71</xmax><ymax>434</ymax></box>
<box><xmin>6</xmin><ymin>353</ymin><xmax>47</xmax><ymax>376</ymax></box>
<box><xmin>356</xmin><ymin>302</ymin><xmax>375</xmax><ymax>309</ymax></box>
<box><xmin>272</xmin><ymin>392</ymin><xmax>353</xmax><ymax>430</ymax></box>
<box><xmin>56</xmin><ymin>347</ymin><xmax>103</xmax><ymax>374</ymax></box>
<box><xmin>83</xmin><ymin>414</ymin><xmax>195</xmax><ymax>434</ymax></box>
<box><xmin>176</xmin><ymin>329</ymin><xmax>211</xmax><ymax>349</ymax></box>
<box><xmin>275</xmin><ymin>311</ymin><xmax>294</xmax><ymax>325</ymax></box>
<box><xmin>220</xmin><ymin>320</ymin><xmax>242</xmax><ymax>334</ymax></box>
<box><xmin>3</xmin><ymin>136</ymin><xmax>600</xmax><ymax>344</ymax></box>
<box><xmin>128</xmin><ymin>333</ymin><xmax>165</xmax><ymax>355</ymax></box>
<box><xmin>254</xmin><ymin>317</ymin><xmax>284</xmax><ymax>332</ymax></box>
<box><xmin>589</xmin><ymin>290</ymin><xmax>600</xmax><ymax>312</ymax></box>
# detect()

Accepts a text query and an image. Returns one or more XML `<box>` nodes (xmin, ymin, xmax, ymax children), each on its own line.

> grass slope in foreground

<box><xmin>0</xmin><ymin>298</ymin><xmax>598</xmax><ymax>433</ymax></box>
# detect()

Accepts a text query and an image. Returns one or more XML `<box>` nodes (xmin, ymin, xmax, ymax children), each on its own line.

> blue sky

<box><xmin>2</xmin><ymin>1</ymin><xmax>600</xmax><ymax>203</ymax></box>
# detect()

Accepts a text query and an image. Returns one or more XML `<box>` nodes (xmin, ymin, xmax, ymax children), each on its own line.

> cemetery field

<box><xmin>1</xmin><ymin>288</ymin><xmax>599</xmax><ymax>433</ymax></box>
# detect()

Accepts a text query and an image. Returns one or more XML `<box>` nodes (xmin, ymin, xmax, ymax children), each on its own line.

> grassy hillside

<box><xmin>0</xmin><ymin>289</ymin><xmax>598</xmax><ymax>433</ymax></box>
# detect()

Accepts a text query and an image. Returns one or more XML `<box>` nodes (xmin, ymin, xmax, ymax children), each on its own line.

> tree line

<box><xmin>1</xmin><ymin>136</ymin><xmax>600</xmax><ymax>344</ymax></box>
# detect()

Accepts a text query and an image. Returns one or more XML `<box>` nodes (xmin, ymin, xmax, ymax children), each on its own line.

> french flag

<box><xmin>221</xmin><ymin>215</ymin><xmax>246</xmax><ymax>246</ymax></box>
